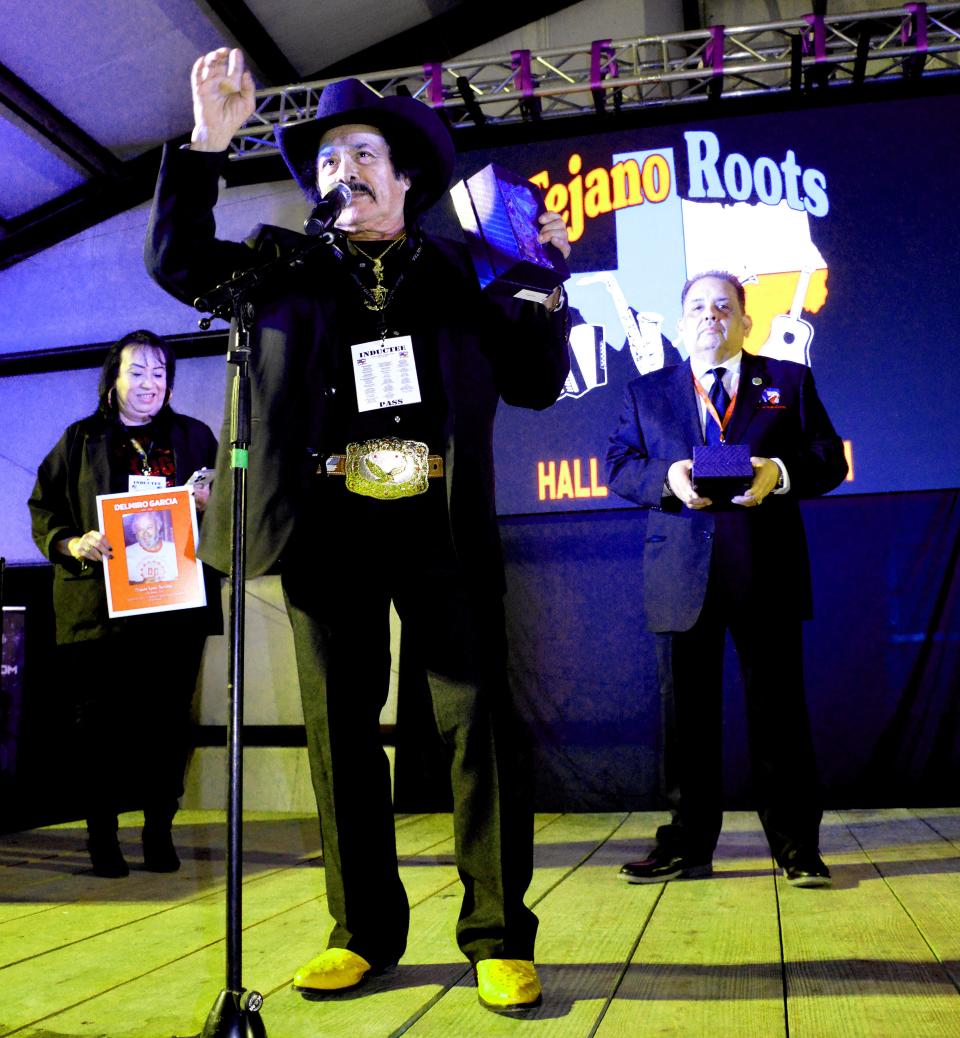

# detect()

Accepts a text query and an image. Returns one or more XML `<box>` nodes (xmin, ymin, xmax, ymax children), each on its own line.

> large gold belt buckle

<box><xmin>345</xmin><ymin>438</ymin><xmax>430</xmax><ymax>500</ymax></box>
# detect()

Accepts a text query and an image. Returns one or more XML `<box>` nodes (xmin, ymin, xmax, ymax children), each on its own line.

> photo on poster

<box><xmin>96</xmin><ymin>488</ymin><xmax>206</xmax><ymax>618</ymax></box>
<box><xmin>123</xmin><ymin>509</ymin><xmax>179</xmax><ymax>584</ymax></box>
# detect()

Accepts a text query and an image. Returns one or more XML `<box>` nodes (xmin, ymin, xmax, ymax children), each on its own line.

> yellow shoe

<box><xmin>293</xmin><ymin>948</ymin><xmax>373</xmax><ymax>993</ymax></box>
<box><xmin>475</xmin><ymin>958</ymin><xmax>542</xmax><ymax>1013</ymax></box>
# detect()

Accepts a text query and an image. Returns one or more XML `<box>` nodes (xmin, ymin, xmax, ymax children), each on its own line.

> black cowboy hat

<box><xmin>276</xmin><ymin>78</ymin><xmax>455</xmax><ymax>216</ymax></box>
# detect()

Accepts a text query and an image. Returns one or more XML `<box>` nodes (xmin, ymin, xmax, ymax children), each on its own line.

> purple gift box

<box><xmin>692</xmin><ymin>444</ymin><xmax>755</xmax><ymax>502</ymax></box>
<box><xmin>450</xmin><ymin>163</ymin><xmax>569</xmax><ymax>303</ymax></box>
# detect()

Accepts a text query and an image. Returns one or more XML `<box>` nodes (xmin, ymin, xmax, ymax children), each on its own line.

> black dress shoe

<box><xmin>142</xmin><ymin>828</ymin><xmax>181</xmax><ymax>872</ymax></box>
<box><xmin>782</xmin><ymin>851</ymin><xmax>831</xmax><ymax>888</ymax></box>
<box><xmin>619</xmin><ymin>853</ymin><xmax>713</xmax><ymax>884</ymax></box>
<box><xmin>88</xmin><ymin>832</ymin><xmax>129</xmax><ymax>878</ymax></box>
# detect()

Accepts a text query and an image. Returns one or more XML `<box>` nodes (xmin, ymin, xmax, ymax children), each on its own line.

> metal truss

<box><xmin>229</xmin><ymin>3</ymin><xmax>960</xmax><ymax>160</ymax></box>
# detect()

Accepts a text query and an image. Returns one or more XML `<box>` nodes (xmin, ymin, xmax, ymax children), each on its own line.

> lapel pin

<box><xmin>752</xmin><ymin>376</ymin><xmax>763</xmax><ymax>386</ymax></box>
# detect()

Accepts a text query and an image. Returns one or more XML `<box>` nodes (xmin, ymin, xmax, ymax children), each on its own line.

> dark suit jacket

<box><xmin>144</xmin><ymin>144</ymin><xmax>570</xmax><ymax>588</ymax></box>
<box><xmin>28</xmin><ymin>408</ymin><xmax>221</xmax><ymax>644</ymax></box>
<box><xmin>606</xmin><ymin>353</ymin><xmax>848</xmax><ymax>632</ymax></box>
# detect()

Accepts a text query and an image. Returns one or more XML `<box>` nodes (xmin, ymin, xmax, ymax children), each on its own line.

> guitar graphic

<box><xmin>577</xmin><ymin>271</ymin><xmax>665</xmax><ymax>375</ymax></box>
<box><xmin>759</xmin><ymin>263</ymin><xmax>817</xmax><ymax>366</ymax></box>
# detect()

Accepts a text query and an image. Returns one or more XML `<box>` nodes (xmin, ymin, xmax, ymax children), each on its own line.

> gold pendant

<box><xmin>353</xmin><ymin>235</ymin><xmax>404</xmax><ymax>312</ymax></box>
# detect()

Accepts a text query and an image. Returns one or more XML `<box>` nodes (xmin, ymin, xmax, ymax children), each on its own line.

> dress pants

<box><xmin>59</xmin><ymin>627</ymin><xmax>205</xmax><ymax>834</ymax></box>
<box><xmin>655</xmin><ymin>516</ymin><xmax>824</xmax><ymax>864</ymax></box>
<box><xmin>281</xmin><ymin>489</ymin><xmax>537</xmax><ymax>968</ymax></box>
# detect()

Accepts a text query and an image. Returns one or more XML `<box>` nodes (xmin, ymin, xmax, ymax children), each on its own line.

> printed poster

<box><xmin>96</xmin><ymin>487</ymin><xmax>206</xmax><ymax>618</ymax></box>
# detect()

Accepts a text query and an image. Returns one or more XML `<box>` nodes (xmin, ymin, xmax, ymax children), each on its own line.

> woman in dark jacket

<box><xmin>28</xmin><ymin>330</ymin><xmax>221</xmax><ymax>877</ymax></box>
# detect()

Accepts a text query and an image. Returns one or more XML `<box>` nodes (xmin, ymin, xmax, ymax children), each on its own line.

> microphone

<box><xmin>193</xmin><ymin>183</ymin><xmax>353</xmax><ymax>314</ymax></box>
<box><xmin>304</xmin><ymin>183</ymin><xmax>352</xmax><ymax>237</ymax></box>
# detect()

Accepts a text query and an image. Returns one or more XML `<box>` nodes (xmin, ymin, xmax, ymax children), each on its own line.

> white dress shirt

<box><xmin>664</xmin><ymin>352</ymin><xmax>791</xmax><ymax>496</ymax></box>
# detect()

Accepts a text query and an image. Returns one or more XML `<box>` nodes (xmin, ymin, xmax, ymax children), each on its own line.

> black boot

<box><xmin>87</xmin><ymin>825</ymin><xmax>129</xmax><ymax>878</ymax></box>
<box><xmin>142</xmin><ymin>822</ymin><xmax>180</xmax><ymax>872</ymax></box>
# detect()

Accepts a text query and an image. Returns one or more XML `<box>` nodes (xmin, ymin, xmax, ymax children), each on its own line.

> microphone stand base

<box><xmin>202</xmin><ymin>989</ymin><xmax>267</xmax><ymax>1038</ymax></box>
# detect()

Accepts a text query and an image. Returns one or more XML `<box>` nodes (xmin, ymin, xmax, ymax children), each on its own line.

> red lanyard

<box><xmin>692</xmin><ymin>372</ymin><xmax>737</xmax><ymax>442</ymax></box>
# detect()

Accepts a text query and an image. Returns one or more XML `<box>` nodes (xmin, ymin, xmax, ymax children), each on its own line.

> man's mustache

<box><xmin>344</xmin><ymin>181</ymin><xmax>375</xmax><ymax>201</ymax></box>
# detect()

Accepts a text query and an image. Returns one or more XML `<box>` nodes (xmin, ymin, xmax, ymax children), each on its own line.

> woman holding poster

<box><xmin>28</xmin><ymin>330</ymin><xmax>221</xmax><ymax>878</ymax></box>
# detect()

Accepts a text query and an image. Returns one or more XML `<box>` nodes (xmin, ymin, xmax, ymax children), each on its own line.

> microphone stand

<box><xmin>197</xmin><ymin>231</ymin><xmax>338</xmax><ymax>1038</ymax></box>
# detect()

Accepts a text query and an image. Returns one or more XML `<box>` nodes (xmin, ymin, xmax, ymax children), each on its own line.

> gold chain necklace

<box><xmin>350</xmin><ymin>233</ymin><xmax>407</xmax><ymax>310</ymax></box>
<box><xmin>129</xmin><ymin>436</ymin><xmax>152</xmax><ymax>474</ymax></box>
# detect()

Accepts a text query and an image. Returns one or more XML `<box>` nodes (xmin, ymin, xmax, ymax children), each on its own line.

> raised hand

<box><xmin>189</xmin><ymin>47</ymin><xmax>256</xmax><ymax>152</ymax></box>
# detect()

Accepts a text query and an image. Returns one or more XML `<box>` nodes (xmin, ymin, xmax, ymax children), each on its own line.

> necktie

<box><xmin>705</xmin><ymin>366</ymin><xmax>729</xmax><ymax>445</ymax></box>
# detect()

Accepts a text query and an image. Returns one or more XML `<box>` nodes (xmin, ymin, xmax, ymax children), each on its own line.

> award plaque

<box><xmin>450</xmin><ymin>163</ymin><xmax>569</xmax><ymax>302</ymax></box>
<box><xmin>692</xmin><ymin>444</ymin><xmax>755</xmax><ymax>502</ymax></box>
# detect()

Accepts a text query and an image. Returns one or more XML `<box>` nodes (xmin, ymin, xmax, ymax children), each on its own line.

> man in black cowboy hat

<box><xmin>146</xmin><ymin>47</ymin><xmax>571</xmax><ymax>1012</ymax></box>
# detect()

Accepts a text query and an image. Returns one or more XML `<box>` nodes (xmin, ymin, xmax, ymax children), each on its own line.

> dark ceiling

<box><xmin>0</xmin><ymin>0</ymin><xmax>590</xmax><ymax>271</ymax></box>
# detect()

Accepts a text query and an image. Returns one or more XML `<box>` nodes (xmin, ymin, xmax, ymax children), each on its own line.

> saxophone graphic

<box><xmin>577</xmin><ymin>272</ymin><xmax>665</xmax><ymax>375</ymax></box>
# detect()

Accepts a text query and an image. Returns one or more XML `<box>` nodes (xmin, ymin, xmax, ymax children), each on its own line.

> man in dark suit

<box><xmin>146</xmin><ymin>48</ymin><xmax>570</xmax><ymax>1012</ymax></box>
<box><xmin>606</xmin><ymin>271</ymin><xmax>847</xmax><ymax>888</ymax></box>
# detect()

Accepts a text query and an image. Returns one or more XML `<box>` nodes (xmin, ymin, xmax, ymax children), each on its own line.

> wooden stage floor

<box><xmin>1</xmin><ymin>808</ymin><xmax>958</xmax><ymax>1037</ymax></box>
